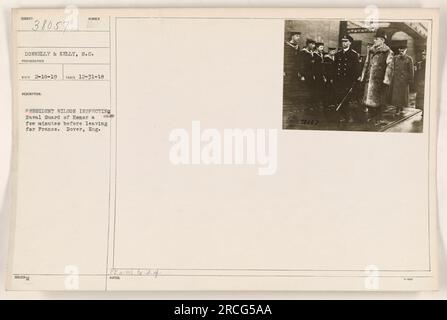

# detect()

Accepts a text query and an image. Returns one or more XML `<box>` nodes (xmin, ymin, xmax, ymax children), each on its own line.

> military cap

<box><xmin>340</xmin><ymin>34</ymin><xmax>354</xmax><ymax>43</ymax></box>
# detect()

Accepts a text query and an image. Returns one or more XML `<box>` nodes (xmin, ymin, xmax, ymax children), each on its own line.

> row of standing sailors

<box><xmin>284</xmin><ymin>33</ymin><xmax>426</xmax><ymax>124</ymax></box>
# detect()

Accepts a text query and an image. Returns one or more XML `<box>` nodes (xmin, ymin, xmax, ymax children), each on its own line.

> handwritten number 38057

<box><xmin>32</xmin><ymin>19</ymin><xmax>70</xmax><ymax>32</ymax></box>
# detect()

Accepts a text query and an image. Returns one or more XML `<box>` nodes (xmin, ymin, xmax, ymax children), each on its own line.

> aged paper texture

<box><xmin>7</xmin><ymin>8</ymin><xmax>439</xmax><ymax>291</ymax></box>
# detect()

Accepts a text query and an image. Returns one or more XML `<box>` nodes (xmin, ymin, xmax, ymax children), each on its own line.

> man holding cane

<box><xmin>334</xmin><ymin>34</ymin><xmax>360</xmax><ymax>123</ymax></box>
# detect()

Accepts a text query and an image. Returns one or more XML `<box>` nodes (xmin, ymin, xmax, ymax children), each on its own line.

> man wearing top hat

<box><xmin>334</xmin><ymin>34</ymin><xmax>360</xmax><ymax>122</ymax></box>
<box><xmin>390</xmin><ymin>44</ymin><xmax>414</xmax><ymax>114</ymax></box>
<box><xmin>299</xmin><ymin>39</ymin><xmax>317</xmax><ymax>109</ymax></box>
<box><xmin>360</xmin><ymin>30</ymin><xmax>394</xmax><ymax>125</ymax></box>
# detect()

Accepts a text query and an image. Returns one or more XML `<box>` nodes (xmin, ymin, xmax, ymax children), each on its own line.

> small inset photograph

<box><xmin>282</xmin><ymin>20</ymin><xmax>428</xmax><ymax>132</ymax></box>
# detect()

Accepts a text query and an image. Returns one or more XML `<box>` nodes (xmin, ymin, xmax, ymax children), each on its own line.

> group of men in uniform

<box><xmin>284</xmin><ymin>30</ymin><xmax>426</xmax><ymax>125</ymax></box>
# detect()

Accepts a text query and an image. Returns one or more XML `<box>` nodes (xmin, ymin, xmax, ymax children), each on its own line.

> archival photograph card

<box><xmin>7</xmin><ymin>7</ymin><xmax>439</xmax><ymax>291</ymax></box>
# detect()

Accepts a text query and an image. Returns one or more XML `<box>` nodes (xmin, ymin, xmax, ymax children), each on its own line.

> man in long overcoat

<box><xmin>360</xmin><ymin>30</ymin><xmax>394</xmax><ymax>125</ymax></box>
<box><xmin>390</xmin><ymin>44</ymin><xmax>414</xmax><ymax>114</ymax></box>
<box><xmin>414</xmin><ymin>49</ymin><xmax>426</xmax><ymax>110</ymax></box>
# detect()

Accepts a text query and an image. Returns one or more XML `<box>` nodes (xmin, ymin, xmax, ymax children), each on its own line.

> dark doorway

<box><xmin>351</xmin><ymin>40</ymin><xmax>362</xmax><ymax>54</ymax></box>
<box><xmin>390</xmin><ymin>40</ymin><xmax>408</xmax><ymax>54</ymax></box>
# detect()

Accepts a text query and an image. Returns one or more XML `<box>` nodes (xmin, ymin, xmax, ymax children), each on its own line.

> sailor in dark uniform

<box><xmin>334</xmin><ymin>34</ymin><xmax>360</xmax><ymax>122</ymax></box>
<box><xmin>283</xmin><ymin>32</ymin><xmax>301</xmax><ymax>106</ymax></box>
<box><xmin>283</xmin><ymin>32</ymin><xmax>301</xmax><ymax>83</ymax></box>
<box><xmin>298</xmin><ymin>39</ymin><xmax>316</xmax><ymax>110</ymax></box>
<box><xmin>323</xmin><ymin>47</ymin><xmax>337</xmax><ymax>107</ymax></box>
<box><xmin>313</xmin><ymin>42</ymin><xmax>326</xmax><ymax>109</ymax></box>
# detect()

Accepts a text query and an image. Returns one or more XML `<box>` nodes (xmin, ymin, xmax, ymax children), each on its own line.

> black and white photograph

<box><xmin>283</xmin><ymin>19</ymin><xmax>429</xmax><ymax>132</ymax></box>
<box><xmin>1</xmin><ymin>5</ymin><xmax>445</xmax><ymax>300</ymax></box>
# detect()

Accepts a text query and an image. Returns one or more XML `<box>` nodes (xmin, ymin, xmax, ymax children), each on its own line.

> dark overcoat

<box><xmin>390</xmin><ymin>54</ymin><xmax>414</xmax><ymax>108</ymax></box>
<box><xmin>414</xmin><ymin>59</ymin><xmax>426</xmax><ymax>109</ymax></box>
